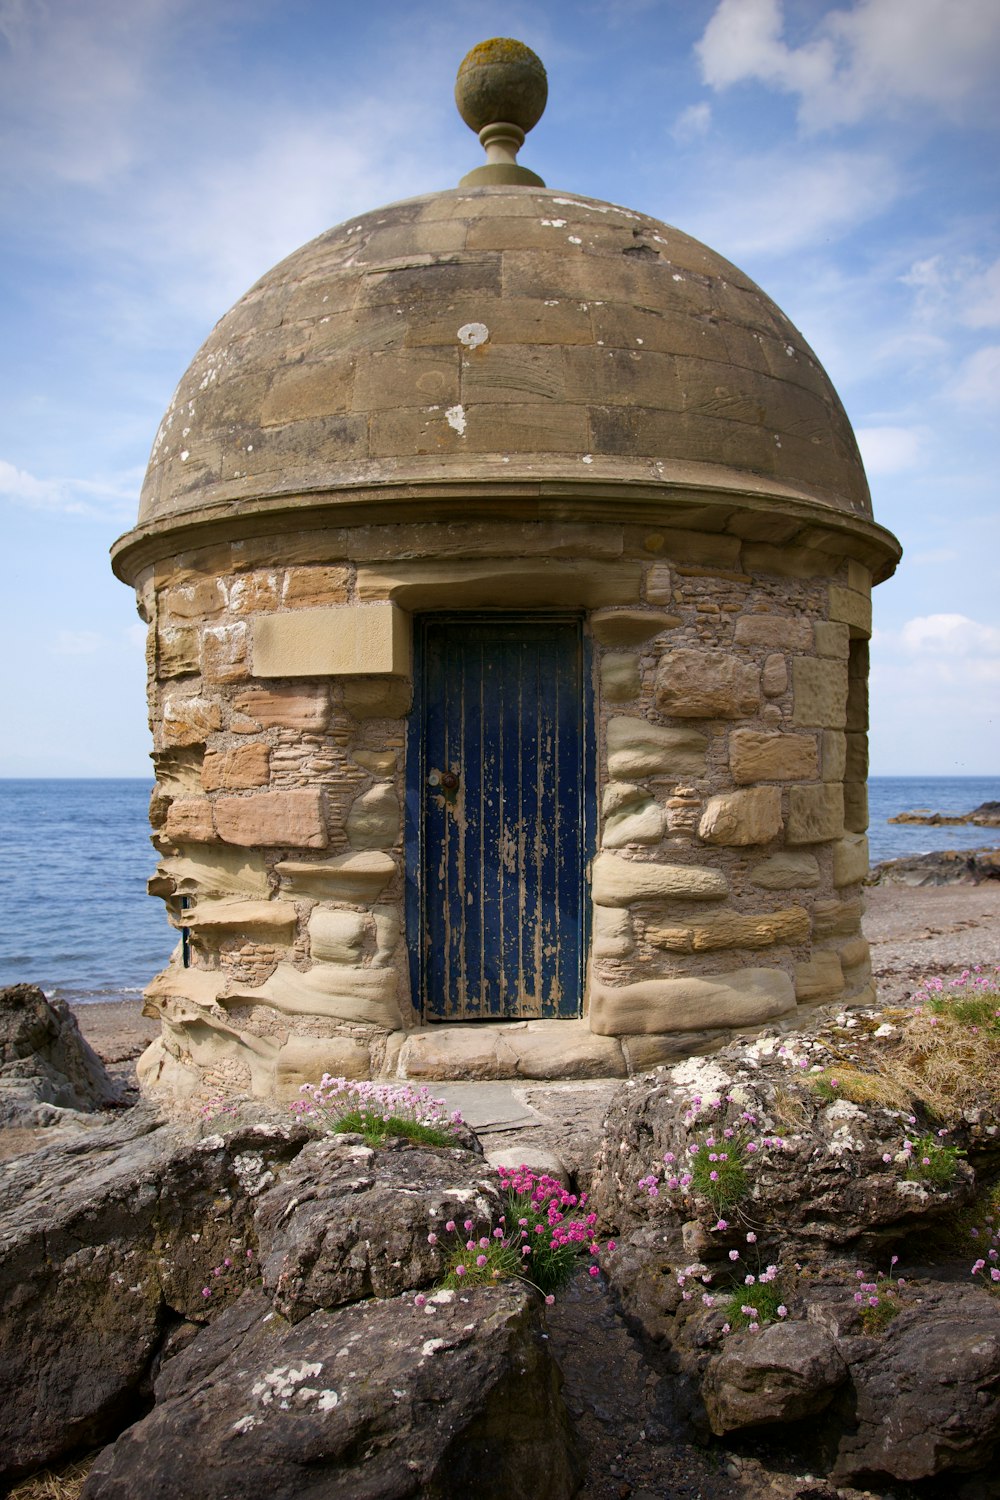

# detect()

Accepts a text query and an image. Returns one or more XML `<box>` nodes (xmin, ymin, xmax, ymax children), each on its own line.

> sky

<box><xmin>0</xmin><ymin>0</ymin><xmax>997</xmax><ymax>777</ymax></box>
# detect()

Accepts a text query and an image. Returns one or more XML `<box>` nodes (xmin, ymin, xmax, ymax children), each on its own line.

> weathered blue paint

<box><xmin>406</xmin><ymin>614</ymin><xmax>594</xmax><ymax>1021</ymax></box>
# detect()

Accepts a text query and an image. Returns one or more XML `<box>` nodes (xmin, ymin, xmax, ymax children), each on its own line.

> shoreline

<box><xmin>68</xmin><ymin>880</ymin><xmax>1000</xmax><ymax>1075</ymax></box>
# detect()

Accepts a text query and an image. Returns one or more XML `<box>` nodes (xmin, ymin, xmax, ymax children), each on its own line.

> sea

<box><xmin>0</xmin><ymin>776</ymin><xmax>998</xmax><ymax>1007</ymax></box>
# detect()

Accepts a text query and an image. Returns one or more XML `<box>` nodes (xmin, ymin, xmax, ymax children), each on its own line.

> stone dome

<box><xmin>119</xmin><ymin>185</ymin><xmax>896</xmax><ymax>583</ymax></box>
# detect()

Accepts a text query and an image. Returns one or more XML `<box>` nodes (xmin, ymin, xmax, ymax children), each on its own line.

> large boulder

<box><xmin>82</xmin><ymin>1283</ymin><xmax>581</xmax><ymax>1499</ymax></box>
<box><xmin>0</xmin><ymin>983</ymin><xmax>122</xmax><ymax>1124</ymax></box>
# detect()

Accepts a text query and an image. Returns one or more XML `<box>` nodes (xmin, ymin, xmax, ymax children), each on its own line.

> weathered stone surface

<box><xmin>786</xmin><ymin>783</ymin><xmax>844</xmax><ymax>844</ymax></box>
<box><xmin>794</xmin><ymin>950</ymin><xmax>844</xmax><ymax>1001</ymax></box>
<box><xmin>396</xmin><ymin>1019</ymin><xmax>627</xmax><ymax>1082</ymax></box>
<box><xmin>201</xmin><ymin>743</ymin><xmax>270</xmax><ymax>791</ymax></box>
<box><xmin>271</xmin><ymin>1034</ymin><xmax>373</xmax><ymax>1094</ymax></box>
<box><xmin>341</xmin><ymin>676</ymin><xmax>412</xmax><ymax>719</ymax></box>
<box><xmin>589</xmin><ymin>968</ymin><xmax>796</xmax><ymax>1035</ymax></box>
<box><xmin>593</xmin><ymin>905</ymin><xmax>634</xmax><ymax>958</ymax></box>
<box><xmin>592</xmin><ymin>853</ymin><xmax>728</xmax><ymax>907</ymax></box>
<box><xmin>600</xmin><ymin>651</ymin><xmax>641</xmax><ymax>701</ymax></box>
<box><xmin>153</xmin><ymin>845</ymin><xmax>270</xmax><ymax>900</ymax></box>
<box><xmin>159</xmin><ymin>577</ymin><xmax>223</xmax><ymax>621</ymax></box>
<box><xmin>831</xmin><ymin>1288</ymin><xmax>1000</xmax><ymax>1483</ymax></box>
<box><xmin>345</xmin><ymin>783</ymin><xmax>400</xmax><ymax>849</ymax></box>
<box><xmin>357</xmin><ymin>559</ymin><xmax>640</xmax><ymax>610</ymax></box>
<box><xmin>590</xmin><ymin>608</ymin><xmax>680</xmax><ymax>646</ymax></box>
<box><xmin>790</xmin><ymin>657</ymin><xmax>848</xmax><ymax>729</ymax></box>
<box><xmin>308</xmin><ymin>907</ymin><xmax>368</xmax><ymax>963</ymax></box>
<box><xmin>702</xmin><ymin>1322</ymin><xmax>847</xmax><ymax>1434</ymax></box>
<box><xmin>82</xmin><ymin>1283</ymin><xmax>581</xmax><ymax>1500</ymax></box>
<box><xmin>828</xmin><ymin>584</ymin><xmax>872</xmax><ymax>636</ymax></box>
<box><xmin>821</xmin><ymin>729</ymin><xmax>847</xmax><ymax>782</ymax></box>
<box><xmin>760</xmin><ymin>653</ymin><xmax>787</xmax><ymax>697</ymax></box>
<box><xmin>646</xmin><ymin>905</ymin><xmax>810</xmax><ymax>953</ymax></box>
<box><xmin>811</xmin><ymin>898</ymin><xmax>863</xmax><ymax>939</ymax></box>
<box><xmin>277</xmin><ymin>851</ymin><xmax>396</xmax><ymax>903</ymax></box>
<box><xmin>654</xmin><ymin>649</ymin><xmax>760</xmax><ymax>719</ymax></box>
<box><xmin>282</xmin><ymin>564</ymin><xmax>351</xmax><ymax>608</ymax></box>
<box><xmin>232</xmin><ymin>686</ymin><xmax>329</xmax><ymax>732</ymax></box>
<box><xmin>351</xmin><ymin>748</ymin><xmax>396</xmax><ymax>776</ymax></box>
<box><xmin>201</xmin><ymin>623</ymin><xmax>249</xmax><ymax>683</ymax></box>
<box><xmin>748</xmin><ymin>852</ymin><xmax>820</xmax><ymax>890</ymax></box>
<box><xmin>734</xmin><ymin>616</ymin><xmax>813</xmax><ymax>650</ymax></box>
<box><xmin>844</xmin><ymin>780</ymin><xmax>868</xmax><ymax>834</ymax></box>
<box><xmin>162</xmin><ymin>797</ymin><xmax>216</xmax><ymax>843</ymax></box>
<box><xmin>602</xmin><ymin>798</ymin><xmax>666</xmax><ymax>848</ymax></box>
<box><xmin>602</xmin><ymin>781</ymin><xmax>646</xmax><ymax>816</ymax></box>
<box><xmin>606</xmin><ymin>716</ymin><xmax>707</xmax><ymax>779</ymax></box>
<box><xmin>729</xmin><ymin>729</ymin><xmax>817</xmax><ymax>784</ymax></box>
<box><xmin>0</xmin><ymin>1114</ymin><xmax>308</xmax><ymax>1482</ymax></box>
<box><xmin>252</xmin><ymin>603</ymin><xmax>409</xmax><ymax>679</ymax></box>
<box><xmin>233</xmin><ymin>961</ymin><xmax>402</xmax><ymax>1029</ymax></box>
<box><xmin>699</xmin><ymin>788</ymin><xmax>783</xmax><ymax>847</ymax></box>
<box><xmin>215</xmin><ymin>790</ymin><xmax>327</xmax><ymax>849</ymax></box>
<box><xmin>832</xmin><ymin>833</ymin><xmax>869</xmax><ymax>887</ymax></box>
<box><xmin>0</xmin><ymin>984</ymin><xmax>121</xmax><ymax>1126</ymax></box>
<box><xmin>183</xmin><ymin>900</ymin><xmax>297</xmax><ymax>938</ymax></box>
<box><xmin>161</xmin><ymin>695</ymin><xmax>222</xmax><ymax>746</ymax></box>
<box><xmin>644</xmin><ymin>562</ymin><xmax>672</xmax><ymax>603</ymax></box>
<box><xmin>831</xmin><ymin>936</ymin><xmax>870</xmax><ymax>971</ymax></box>
<box><xmin>156</xmin><ymin>625</ymin><xmax>200</xmax><ymax>678</ymax></box>
<box><xmin>813</xmin><ymin>619</ymin><xmax>850</xmax><ymax>659</ymax></box>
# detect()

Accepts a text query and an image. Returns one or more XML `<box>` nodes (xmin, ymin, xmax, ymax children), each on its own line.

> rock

<box><xmin>590</xmin><ymin>608</ymin><xmax>680</xmax><ymax>645</ymax></box>
<box><xmin>0</xmin><ymin>1110</ymin><xmax>310</xmax><ymax>1482</ymax></box>
<box><xmin>832</xmin><ymin>833</ymin><xmax>869</xmax><ymax>887</ymax></box>
<box><xmin>733</xmin><ymin>616</ymin><xmax>813</xmax><ymax>649</ymax></box>
<box><xmin>786</xmin><ymin>784</ymin><xmax>844</xmax><ymax>844</ymax></box>
<box><xmin>606</xmin><ymin>717</ymin><xmax>707</xmax><ymax>779</ymax></box>
<box><xmin>232</xmin><ymin>686</ymin><xmax>329</xmax><ymax>731</ymax></box>
<box><xmin>345</xmin><ymin>783</ymin><xmax>400</xmax><ymax>849</ymax></box>
<box><xmin>601</xmin><ymin>798</ymin><xmax>667</xmax><ymax>848</ymax></box>
<box><xmin>600</xmin><ymin>651</ymin><xmax>642</xmax><ymax>702</ymax></box>
<box><xmin>749</xmin><ymin>852</ymin><xmax>821</xmax><ymax>890</ymax></box>
<box><xmin>276</xmin><ymin>851</ymin><xmax>397</xmax><ymax>903</ymax></box>
<box><xmin>645</xmin><ymin>905</ymin><xmax>810</xmax><ymax>953</ymax></box>
<box><xmin>214</xmin><ymin>790</ymin><xmax>328</xmax><ymax>848</ymax></box>
<box><xmin>591</xmin><ymin>853</ymin><xmax>728</xmax><ymax>906</ymax></box>
<box><xmin>701</xmin><ymin>1322</ymin><xmax>847</xmax><ymax>1434</ymax></box>
<box><xmin>201</xmin><ymin>744</ymin><xmax>270</xmax><ymax>791</ymax></box>
<box><xmin>869</xmin><ymin>846</ymin><xmax>1000</xmax><ymax>886</ymax></box>
<box><xmin>654</xmin><ymin>649</ymin><xmax>760</xmax><ymax>719</ymax></box>
<box><xmin>0</xmin><ymin>984</ymin><xmax>122</xmax><ymax>1125</ymax></box>
<box><xmin>831</xmin><ymin>1286</ymin><xmax>1000</xmax><ymax>1483</ymax></box>
<box><xmin>82</xmin><ymin>1283</ymin><xmax>582</xmax><ymax>1500</ymax></box>
<box><xmin>790</xmin><ymin>658</ymin><xmax>848</xmax><ymax>729</ymax></box>
<box><xmin>729</xmin><ymin>730</ymin><xmax>817</xmax><ymax>784</ymax></box>
<box><xmin>698</xmin><ymin>788</ymin><xmax>783</xmax><ymax>847</ymax></box>
<box><xmin>588</xmin><ymin>968</ymin><xmax>796</xmax><ymax>1035</ymax></box>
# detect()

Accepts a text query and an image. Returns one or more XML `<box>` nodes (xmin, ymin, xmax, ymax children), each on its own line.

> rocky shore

<box><xmin>888</xmin><ymin>801</ymin><xmax>1000</xmax><ymax>827</ymax></box>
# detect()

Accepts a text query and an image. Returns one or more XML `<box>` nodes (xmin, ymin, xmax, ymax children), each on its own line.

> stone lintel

<box><xmin>253</xmin><ymin>603</ymin><xmax>410</xmax><ymax>678</ymax></box>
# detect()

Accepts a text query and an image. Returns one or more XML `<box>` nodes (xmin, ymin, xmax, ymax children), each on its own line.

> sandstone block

<box><xmin>845</xmin><ymin>731</ymin><xmax>868</xmax><ymax>783</ymax></box>
<box><xmin>351</xmin><ymin>750</ymin><xmax>397</xmax><ymax>777</ymax></box>
<box><xmin>201</xmin><ymin>743</ymin><xmax>270</xmax><ymax>792</ymax></box>
<box><xmin>786</xmin><ymin>784</ymin><xmax>845</xmax><ymax>845</ymax></box>
<box><xmin>830</xmin><ymin>936</ymin><xmax>870</xmax><ymax>971</ymax></box>
<box><xmin>159</xmin><ymin>578</ymin><xmax>224</xmax><ymax>621</ymax></box>
<box><xmin>282</xmin><ymin>566</ymin><xmax>351</xmax><ymax>608</ymax></box>
<box><xmin>811</xmin><ymin>899</ymin><xmax>863</xmax><ymax>939</ymax></box>
<box><xmin>215</xmin><ymin>790</ymin><xmax>327</xmax><ymax>849</ymax></box>
<box><xmin>822</xmin><ymin>730</ymin><xmax>847</xmax><ymax>782</ymax></box>
<box><xmin>602</xmin><ymin>781</ymin><xmax>647</xmax><ymax>816</ymax></box>
<box><xmin>646</xmin><ymin>905</ymin><xmax>810</xmax><ymax>952</ymax></box>
<box><xmin>161</xmin><ymin>696</ymin><xmax>222</xmax><ymax>747</ymax></box>
<box><xmin>729</xmin><ymin>730</ymin><xmax>818</xmax><ymax>784</ymax></box>
<box><xmin>749</xmin><ymin>852</ymin><xmax>821</xmax><ymax>890</ymax></box>
<box><xmin>356</xmin><ymin>560</ymin><xmax>642</xmax><ymax>611</ymax></box>
<box><xmin>153</xmin><ymin>747</ymin><xmax>205</xmax><ymax>794</ymax></box>
<box><xmin>813</xmin><ymin>621</ymin><xmax>850</xmax><ymax>660</ymax></box>
<box><xmin>308</xmin><ymin>908</ymin><xmax>369</xmax><ymax>963</ymax></box>
<box><xmin>277</xmin><ymin>852</ymin><xmax>396</xmax><ymax>903</ymax></box>
<box><xmin>156</xmin><ymin>626</ymin><xmax>200</xmax><ymax>678</ymax></box>
<box><xmin>162</xmin><ymin>798</ymin><xmax>216</xmax><ymax>843</ymax></box>
<box><xmin>832</xmin><ymin>833</ymin><xmax>869</xmax><ymax>887</ymax></box>
<box><xmin>828</xmin><ymin>585</ymin><xmax>871</xmax><ymax>637</ymax></box>
<box><xmin>593</xmin><ymin>906</ymin><xmax>633</xmax><ymax>958</ymax></box>
<box><xmin>589</xmin><ymin>967</ymin><xmax>796</xmax><ymax>1036</ymax></box>
<box><xmin>590</xmin><ymin>608</ymin><xmax>680</xmax><ymax>646</ymax></box>
<box><xmin>602</xmin><ymin>799</ymin><xmax>666</xmax><ymax>848</ymax></box>
<box><xmin>600</xmin><ymin>652</ymin><xmax>641</xmax><ymax>702</ymax></box>
<box><xmin>201</xmin><ymin>624</ymin><xmax>249</xmax><ymax>683</ymax></box>
<box><xmin>226</xmin><ymin>571</ymin><xmax>280</xmax><ymax>615</ymax></box>
<box><xmin>252</xmin><ymin>603</ymin><xmax>410</xmax><ymax>679</ymax></box>
<box><xmin>847</xmin><ymin>560</ymin><xmax>872</xmax><ymax>592</ymax></box>
<box><xmin>373</xmin><ymin>906</ymin><xmax>401</xmax><ymax>966</ymax></box>
<box><xmin>606</xmin><ymin>717</ymin><xmax>707</xmax><ymax>779</ymax></box>
<box><xmin>507</xmin><ymin>1021</ymin><xmax>627</xmax><ymax>1081</ymax></box>
<box><xmin>734</xmin><ymin>616</ymin><xmax>813</xmax><ymax>650</ymax></box>
<box><xmin>182</xmin><ymin>900</ymin><xmax>297</xmax><ymax>937</ymax></box>
<box><xmin>795</xmin><ymin>951</ymin><xmax>844</xmax><ymax>1002</ymax></box>
<box><xmin>699</xmin><ymin>788</ymin><xmax>783</xmax><ymax>847</ymax></box>
<box><xmin>154</xmin><ymin>845</ymin><xmax>270</xmax><ymax>900</ymax></box>
<box><xmin>234</xmin><ymin>961</ymin><xmax>402</xmax><ymax>1029</ymax></box>
<box><xmin>233</xmin><ymin>686</ymin><xmax>329</xmax><ymax>731</ymax></box>
<box><xmin>645</xmin><ymin>563</ymin><xmax>672</xmax><ymax>604</ymax></box>
<box><xmin>346</xmin><ymin>784</ymin><xmax>400</xmax><ymax>850</ymax></box>
<box><xmin>655</xmin><ymin>649</ymin><xmax>759</xmax><ymax>719</ymax></box>
<box><xmin>272</xmin><ymin>1034</ymin><xmax>372</xmax><ymax>1097</ymax></box>
<box><xmin>592</xmin><ymin>853</ymin><xmax>728</xmax><ymax>907</ymax></box>
<box><xmin>742</xmin><ymin>542</ymin><xmax>833</xmax><ymax>579</ymax></box>
<box><xmin>761</xmin><ymin>654</ymin><xmax>788</xmax><ymax>697</ymax></box>
<box><xmin>791</xmin><ymin>658</ymin><xmax>848</xmax><ymax>729</ymax></box>
<box><xmin>844</xmin><ymin>781</ymin><xmax>869</xmax><ymax>834</ymax></box>
<box><xmin>342</xmin><ymin>677</ymin><xmax>412</xmax><ymax>719</ymax></box>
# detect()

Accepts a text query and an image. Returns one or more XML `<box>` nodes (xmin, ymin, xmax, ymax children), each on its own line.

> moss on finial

<box><xmin>455</xmin><ymin>38</ymin><xmax>547</xmax><ymax>134</ymax></box>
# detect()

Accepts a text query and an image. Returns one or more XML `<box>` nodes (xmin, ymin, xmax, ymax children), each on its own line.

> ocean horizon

<box><xmin>1</xmin><ymin>775</ymin><xmax>997</xmax><ymax>1007</ymax></box>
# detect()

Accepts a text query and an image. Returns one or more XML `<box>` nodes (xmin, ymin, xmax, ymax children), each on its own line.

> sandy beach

<box><xmin>70</xmin><ymin>881</ymin><xmax>1000</xmax><ymax>1077</ymax></box>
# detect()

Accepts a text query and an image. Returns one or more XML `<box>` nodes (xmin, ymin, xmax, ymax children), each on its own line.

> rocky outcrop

<box><xmin>888</xmin><ymin>800</ymin><xmax>1000</xmax><ymax>826</ymax></box>
<box><xmin>0</xmin><ymin>983</ymin><xmax>122</xmax><ymax>1125</ymax></box>
<box><xmin>869</xmin><ymin>845</ymin><xmax>1000</xmax><ymax>886</ymax></box>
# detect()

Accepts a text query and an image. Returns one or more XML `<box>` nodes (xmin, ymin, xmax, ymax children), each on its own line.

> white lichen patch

<box><xmin>232</xmin><ymin>1414</ymin><xmax>259</xmax><ymax>1435</ymax></box>
<box><xmin>445</xmin><ymin>404</ymin><xmax>467</xmax><ymax>435</ymax></box>
<box><xmin>232</xmin><ymin>1152</ymin><xmax>275</xmax><ymax>1197</ymax></box>
<box><xmin>668</xmin><ymin>1057</ymin><xmax>733</xmax><ymax>1102</ymax></box>
<box><xmin>420</xmin><ymin>1338</ymin><xmax>446</xmax><ymax>1357</ymax></box>
<box><xmin>551</xmin><ymin>197</ymin><xmax>641</xmax><ymax>220</ymax></box>
<box><xmin>567</xmin><ymin>235</ymin><xmax>582</xmax><ymax>244</ymax></box>
<box><xmin>251</xmin><ymin>1362</ymin><xmax>325</xmax><ymax>1408</ymax></box>
<box><xmin>540</xmin><ymin>218</ymin><xmax>567</xmax><ymax>227</ymax></box>
<box><xmin>457</xmin><ymin>322</ymin><xmax>489</xmax><ymax>349</ymax></box>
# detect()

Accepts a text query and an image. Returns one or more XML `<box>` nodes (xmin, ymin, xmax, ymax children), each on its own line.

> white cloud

<box><xmin>679</xmin><ymin>146</ymin><xmax>897</xmax><ymax>258</ymax></box>
<box><xmin>0</xmin><ymin>458</ymin><xmax>140</xmax><ymax>519</ymax></box>
<box><xmin>949</xmin><ymin>345</ymin><xmax>1000</xmax><ymax>411</ymax></box>
<box><xmin>672</xmin><ymin>102</ymin><xmax>712</xmax><ymax>142</ymax></box>
<box><xmin>856</xmin><ymin>425</ymin><xmax>924</xmax><ymax>475</ymax></box>
<box><xmin>697</xmin><ymin>0</ymin><xmax>1000</xmax><ymax>131</ymax></box>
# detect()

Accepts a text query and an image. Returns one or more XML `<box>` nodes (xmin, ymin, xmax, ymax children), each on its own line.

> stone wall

<box><xmin>135</xmin><ymin>518</ymin><xmax>873</xmax><ymax>1101</ymax></box>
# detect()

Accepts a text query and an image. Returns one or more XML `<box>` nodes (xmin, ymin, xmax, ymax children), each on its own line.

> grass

<box><xmin>8</xmin><ymin>1455</ymin><xmax>95</xmax><ymax>1499</ymax></box>
<box><xmin>331</xmin><ymin>1110</ymin><xmax>456</xmax><ymax>1148</ymax></box>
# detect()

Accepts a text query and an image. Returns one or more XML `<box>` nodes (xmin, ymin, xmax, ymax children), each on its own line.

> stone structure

<box><xmin>112</xmin><ymin>40</ymin><xmax>901</xmax><ymax>1103</ymax></box>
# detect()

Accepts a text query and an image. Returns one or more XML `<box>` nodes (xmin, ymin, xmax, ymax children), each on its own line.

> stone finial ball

<box><xmin>455</xmin><ymin>38</ymin><xmax>548</xmax><ymax>134</ymax></box>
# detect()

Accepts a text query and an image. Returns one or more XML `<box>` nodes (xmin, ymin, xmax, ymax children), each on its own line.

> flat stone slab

<box><xmin>432</xmin><ymin>1082</ymin><xmax>545</xmax><ymax>1132</ymax></box>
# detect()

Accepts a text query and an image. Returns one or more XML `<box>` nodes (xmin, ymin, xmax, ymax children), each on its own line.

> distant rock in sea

<box><xmin>888</xmin><ymin>800</ymin><xmax>1000</xmax><ymax>827</ymax></box>
<box><xmin>869</xmin><ymin>845</ymin><xmax>1000</xmax><ymax>886</ymax></box>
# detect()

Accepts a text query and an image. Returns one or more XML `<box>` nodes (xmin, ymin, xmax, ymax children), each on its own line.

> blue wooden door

<box><xmin>407</xmin><ymin>614</ymin><xmax>593</xmax><ymax>1021</ymax></box>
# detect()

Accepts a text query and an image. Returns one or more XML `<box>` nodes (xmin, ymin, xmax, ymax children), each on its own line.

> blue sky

<box><xmin>1</xmin><ymin>0</ymin><xmax>997</xmax><ymax>777</ymax></box>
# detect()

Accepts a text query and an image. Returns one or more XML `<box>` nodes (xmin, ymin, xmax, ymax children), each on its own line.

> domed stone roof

<box><xmin>136</xmin><ymin>186</ymin><xmax>873</xmax><ymax>543</ymax></box>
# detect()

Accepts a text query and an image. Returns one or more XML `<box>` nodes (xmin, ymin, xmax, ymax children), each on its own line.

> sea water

<box><xmin>0</xmin><ymin>776</ymin><xmax>997</xmax><ymax>1005</ymax></box>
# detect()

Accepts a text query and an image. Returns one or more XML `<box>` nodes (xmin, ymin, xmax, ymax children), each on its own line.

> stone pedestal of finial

<box><xmin>455</xmin><ymin>38</ymin><xmax>547</xmax><ymax>187</ymax></box>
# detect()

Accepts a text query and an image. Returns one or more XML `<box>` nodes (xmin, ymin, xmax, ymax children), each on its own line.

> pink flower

<box><xmin>588</xmin><ymin>1266</ymin><xmax>600</xmax><ymax>1278</ymax></box>
<box><xmin>729</xmin><ymin>1250</ymin><xmax>740</xmax><ymax>1262</ymax></box>
<box><xmin>201</xmin><ymin>1288</ymin><xmax>211</xmax><ymax>1298</ymax></box>
<box><xmin>445</xmin><ymin>1220</ymin><xmax>456</xmax><ymax>1232</ymax></box>
<box><xmin>545</xmin><ymin>1294</ymin><xmax>555</xmax><ymax>1305</ymax></box>
<box><xmin>414</xmin><ymin>1294</ymin><xmax>427</xmax><ymax>1308</ymax></box>
<box><xmin>455</xmin><ymin>1265</ymin><xmax>466</xmax><ymax>1277</ymax></box>
<box><xmin>476</xmin><ymin>1255</ymin><xmax>487</xmax><ymax>1268</ymax></box>
<box><xmin>777</xmin><ymin>1306</ymin><xmax>788</xmax><ymax>1318</ymax></box>
<box><xmin>746</xmin><ymin>1231</ymin><xmax>757</xmax><ymax>1244</ymax></box>
<box><xmin>427</xmin><ymin>1233</ymin><xmax>438</xmax><ymax>1246</ymax></box>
